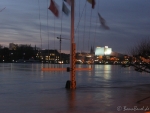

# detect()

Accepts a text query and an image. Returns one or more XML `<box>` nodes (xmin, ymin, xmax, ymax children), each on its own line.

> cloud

<box><xmin>0</xmin><ymin>0</ymin><xmax>150</xmax><ymax>54</ymax></box>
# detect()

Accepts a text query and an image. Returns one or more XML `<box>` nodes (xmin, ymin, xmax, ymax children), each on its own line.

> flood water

<box><xmin>0</xmin><ymin>63</ymin><xmax>150</xmax><ymax>113</ymax></box>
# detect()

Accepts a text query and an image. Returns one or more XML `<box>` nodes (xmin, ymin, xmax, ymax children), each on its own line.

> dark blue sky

<box><xmin>0</xmin><ymin>0</ymin><xmax>150</xmax><ymax>54</ymax></box>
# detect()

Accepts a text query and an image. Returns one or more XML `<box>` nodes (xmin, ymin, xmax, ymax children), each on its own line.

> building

<box><xmin>95</xmin><ymin>46</ymin><xmax>112</xmax><ymax>56</ymax></box>
<box><xmin>36</xmin><ymin>50</ymin><xmax>70</xmax><ymax>64</ymax></box>
<box><xmin>75</xmin><ymin>46</ymin><xmax>126</xmax><ymax>64</ymax></box>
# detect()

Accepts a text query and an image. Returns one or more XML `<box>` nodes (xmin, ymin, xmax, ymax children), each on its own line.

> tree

<box><xmin>15</xmin><ymin>45</ymin><xmax>35</xmax><ymax>60</ymax></box>
<box><xmin>0</xmin><ymin>44</ymin><xmax>3</xmax><ymax>49</ymax></box>
<box><xmin>130</xmin><ymin>38</ymin><xmax>150</xmax><ymax>73</ymax></box>
<box><xmin>0</xmin><ymin>47</ymin><xmax>9</xmax><ymax>62</ymax></box>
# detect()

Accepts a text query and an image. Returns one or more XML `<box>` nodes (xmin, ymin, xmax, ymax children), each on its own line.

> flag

<box><xmin>87</xmin><ymin>0</ymin><xmax>95</xmax><ymax>9</ymax></box>
<box><xmin>48</xmin><ymin>0</ymin><xmax>59</xmax><ymax>17</ymax></box>
<box><xmin>64</xmin><ymin>0</ymin><xmax>72</xmax><ymax>6</ymax></box>
<box><xmin>98</xmin><ymin>12</ymin><xmax>110</xmax><ymax>30</ymax></box>
<box><xmin>62</xmin><ymin>2</ymin><xmax>70</xmax><ymax>16</ymax></box>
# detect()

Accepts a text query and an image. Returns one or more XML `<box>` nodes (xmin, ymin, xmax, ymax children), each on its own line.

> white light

<box><xmin>95</xmin><ymin>47</ymin><xmax>104</xmax><ymax>55</ymax></box>
<box><xmin>95</xmin><ymin>46</ymin><xmax>112</xmax><ymax>55</ymax></box>
<box><xmin>104</xmin><ymin>48</ymin><xmax>112</xmax><ymax>55</ymax></box>
<box><xmin>86</xmin><ymin>55</ymin><xmax>91</xmax><ymax>57</ymax></box>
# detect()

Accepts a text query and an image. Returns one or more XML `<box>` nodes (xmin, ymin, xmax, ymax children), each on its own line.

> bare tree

<box><xmin>130</xmin><ymin>38</ymin><xmax>150</xmax><ymax>73</ymax></box>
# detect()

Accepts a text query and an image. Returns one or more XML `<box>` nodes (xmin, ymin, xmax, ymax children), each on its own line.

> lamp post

<box><xmin>57</xmin><ymin>35</ymin><xmax>70</xmax><ymax>63</ymax></box>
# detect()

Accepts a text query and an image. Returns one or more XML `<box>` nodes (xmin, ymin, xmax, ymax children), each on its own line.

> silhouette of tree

<box><xmin>130</xmin><ymin>38</ymin><xmax>150</xmax><ymax>73</ymax></box>
<box><xmin>0</xmin><ymin>47</ymin><xmax>9</xmax><ymax>62</ymax></box>
<box><xmin>15</xmin><ymin>45</ymin><xmax>35</xmax><ymax>60</ymax></box>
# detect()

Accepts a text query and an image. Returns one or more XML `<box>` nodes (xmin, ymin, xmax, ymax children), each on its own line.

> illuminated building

<box><xmin>95</xmin><ymin>46</ymin><xmax>112</xmax><ymax>56</ymax></box>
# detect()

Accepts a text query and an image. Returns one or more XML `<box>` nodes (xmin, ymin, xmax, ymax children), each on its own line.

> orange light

<box><xmin>145</xmin><ymin>111</ymin><xmax>150</xmax><ymax>113</ymax></box>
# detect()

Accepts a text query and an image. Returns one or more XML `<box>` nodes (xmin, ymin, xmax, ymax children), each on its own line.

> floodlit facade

<box><xmin>95</xmin><ymin>46</ymin><xmax>112</xmax><ymax>56</ymax></box>
<box><xmin>95</xmin><ymin>47</ymin><xmax>104</xmax><ymax>55</ymax></box>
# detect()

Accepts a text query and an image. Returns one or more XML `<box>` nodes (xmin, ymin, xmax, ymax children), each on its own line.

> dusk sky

<box><xmin>0</xmin><ymin>0</ymin><xmax>150</xmax><ymax>54</ymax></box>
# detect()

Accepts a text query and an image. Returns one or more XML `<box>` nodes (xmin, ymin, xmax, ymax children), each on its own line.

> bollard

<box><xmin>65</xmin><ymin>80</ymin><xmax>71</xmax><ymax>89</ymax></box>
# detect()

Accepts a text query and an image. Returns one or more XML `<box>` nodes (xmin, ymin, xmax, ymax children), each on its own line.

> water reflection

<box><xmin>104</xmin><ymin>65</ymin><xmax>111</xmax><ymax>80</ymax></box>
<box><xmin>0</xmin><ymin>64</ymin><xmax>150</xmax><ymax>113</ymax></box>
<box><xmin>41</xmin><ymin>71</ymin><xmax>44</xmax><ymax>78</ymax></box>
<box><xmin>66</xmin><ymin>90</ymin><xmax>76</xmax><ymax>112</ymax></box>
<box><xmin>94</xmin><ymin>65</ymin><xmax>111</xmax><ymax>80</ymax></box>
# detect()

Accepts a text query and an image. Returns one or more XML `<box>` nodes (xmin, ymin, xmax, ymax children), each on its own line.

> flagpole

<box><xmin>70</xmin><ymin>0</ymin><xmax>76</xmax><ymax>89</ymax></box>
<box><xmin>71</xmin><ymin>0</ymin><xmax>74</xmax><ymax>46</ymax></box>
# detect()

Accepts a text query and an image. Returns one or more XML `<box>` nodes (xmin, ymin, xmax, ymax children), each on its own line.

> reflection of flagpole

<box><xmin>67</xmin><ymin>90</ymin><xmax>75</xmax><ymax>111</ymax></box>
<box><xmin>0</xmin><ymin>7</ymin><xmax>6</xmax><ymax>12</ymax></box>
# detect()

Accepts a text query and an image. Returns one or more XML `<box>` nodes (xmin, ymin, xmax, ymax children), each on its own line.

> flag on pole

<box><xmin>87</xmin><ymin>0</ymin><xmax>95</xmax><ymax>9</ymax></box>
<box><xmin>64</xmin><ymin>0</ymin><xmax>72</xmax><ymax>6</ymax></box>
<box><xmin>62</xmin><ymin>2</ymin><xmax>70</xmax><ymax>16</ymax></box>
<box><xmin>48</xmin><ymin>0</ymin><xmax>59</xmax><ymax>17</ymax></box>
<box><xmin>98</xmin><ymin>12</ymin><xmax>110</xmax><ymax>30</ymax></box>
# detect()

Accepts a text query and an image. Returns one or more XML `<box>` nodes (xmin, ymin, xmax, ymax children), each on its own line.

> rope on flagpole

<box><xmin>47</xmin><ymin>0</ymin><xmax>50</xmax><ymax>67</ymax></box>
<box><xmin>75</xmin><ymin>1</ymin><xmax>87</xmax><ymax>34</ymax></box>
<box><xmin>75</xmin><ymin>1</ymin><xmax>87</xmax><ymax>54</ymax></box>
<box><xmin>87</xmin><ymin>8</ymin><xmax>93</xmax><ymax>52</ymax></box>
<box><xmin>61</xmin><ymin>0</ymin><xmax>64</xmax><ymax>35</ymax></box>
<box><xmin>53</xmin><ymin>15</ymin><xmax>56</xmax><ymax>68</ymax></box>
<box><xmin>76</xmin><ymin>0</ymin><xmax>81</xmax><ymax>53</ymax></box>
<box><xmin>38</xmin><ymin>0</ymin><xmax>42</xmax><ymax>50</ymax></box>
<box><xmin>82</xmin><ymin>1</ymin><xmax>87</xmax><ymax>53</ymax></box>
<box><xmin>93</xmin><ymin>0</ymin><xmax>100</xmax><ymax>50</ymax></box>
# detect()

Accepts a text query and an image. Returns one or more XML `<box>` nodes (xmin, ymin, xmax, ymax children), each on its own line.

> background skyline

<box><xmin>0</xmin><ymin>0</ymin><xmax>150</xmax><ymax>54</ymax></box>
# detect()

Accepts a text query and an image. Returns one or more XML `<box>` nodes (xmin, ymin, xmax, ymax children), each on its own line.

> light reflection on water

<box><xmin>104</xmin><ymin>65</ymin><xmax>111</xmax><ymax>80</ymax></box>
<box><xmin>0</xmin><ymin>63</ymin><xmax>150</xmax><ymax>113</ymax></box>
